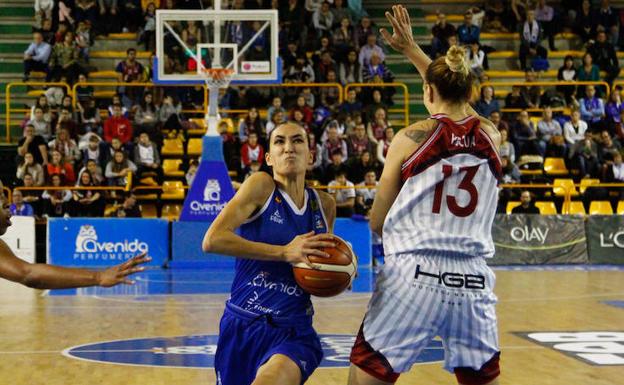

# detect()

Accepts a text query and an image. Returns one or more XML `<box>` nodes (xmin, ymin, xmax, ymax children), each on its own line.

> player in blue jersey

<box><xmin>202</xmin><ymin>122</ymin><xmax>337</xmax><ymax>385</ymax></box>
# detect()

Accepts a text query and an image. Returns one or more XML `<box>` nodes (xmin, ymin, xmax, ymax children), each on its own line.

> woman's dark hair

<box><xmin>111</xmin><ymin>150</ymin><xmax>129</xmax><ymax>173</ymax></box>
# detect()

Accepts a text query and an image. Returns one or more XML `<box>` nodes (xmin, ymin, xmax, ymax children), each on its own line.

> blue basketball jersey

<box><xmin>229</xmin><ymin>185</ymin><xmax>329</xmax><ymax>317</ymax></box>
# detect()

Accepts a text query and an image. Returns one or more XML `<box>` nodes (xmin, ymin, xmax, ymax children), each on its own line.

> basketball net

<box><xmin>201</xmin><ymin>67</ymin><xmax>234</xmax><ymax>137</ymax></box>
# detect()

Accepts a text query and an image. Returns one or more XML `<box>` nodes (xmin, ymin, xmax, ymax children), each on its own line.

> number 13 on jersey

<box><xmin>432</xmin><ymin>164</ymin><xmax>480</xmax><ymax>217</ymax></box>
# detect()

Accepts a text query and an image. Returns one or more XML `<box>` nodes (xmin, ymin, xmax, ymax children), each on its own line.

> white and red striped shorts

<box><xmin>351</xmin><ymin>251</ymin><xmax>500</xmax><ymax>381</ymax></box>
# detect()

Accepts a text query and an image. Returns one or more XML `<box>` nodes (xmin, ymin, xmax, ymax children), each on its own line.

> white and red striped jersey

<box><xmin>383</xmin><ymin>113</ymin><xmax>502</xmax><ymax>258</ymax></box>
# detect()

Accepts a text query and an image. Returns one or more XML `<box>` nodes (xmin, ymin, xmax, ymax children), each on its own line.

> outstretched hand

<box><xmin>380</xmin><ymin>5</ymin><xmax>416</xmax><ymax>53</ymax></box>
<box><xmin>97</xmin><ymin>252</ymin><xmax>151</xmax><ymax>287</ymax></box>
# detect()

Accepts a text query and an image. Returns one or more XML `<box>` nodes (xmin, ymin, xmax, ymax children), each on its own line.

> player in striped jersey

<box><xmin>349</xmin><ymin>6</ymin><xmax>502</xmax><ymax>385</ymax></box>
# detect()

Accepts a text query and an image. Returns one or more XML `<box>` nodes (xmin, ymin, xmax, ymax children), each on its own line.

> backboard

<box><xmin>155</xmin><ymin>9</ymin><xmax>280</xmax><ymax>85</ymax></box>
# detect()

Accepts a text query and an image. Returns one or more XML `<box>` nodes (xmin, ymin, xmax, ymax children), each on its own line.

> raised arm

<box><xmin>381</xmin><ymin>5</ymin><xmax>481</xmax><ymax>118</ymax></box>
<box><xmin>380</xmin><ymin>5</ymin><xmax>430</xmax><ymax>79</ymax></box>
<box><xmin>202</xmin><ymin>172</ymin><xmax>335</xmax><ymax>267</ymax></box>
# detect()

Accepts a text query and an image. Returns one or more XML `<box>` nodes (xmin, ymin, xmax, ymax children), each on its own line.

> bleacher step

<box><xmin>0</xmin><ymin>7</ymin><xmax>34</xmax><ymax>17</ymax></box>
<box><xmin>0</xmin><ymin>42</ymin><xmax>29</xmax><ymax>54</ymax></box>
<box><xmin>0</xmin><ymin>25</ymin><xmax>32</xmax><ymax>34</ymax></box>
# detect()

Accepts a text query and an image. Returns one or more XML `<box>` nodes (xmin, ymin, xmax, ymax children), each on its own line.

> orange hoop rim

<box><xmin>200</xmin><ymin>68</ymin><xmax>235</xmax><ymax>77</ymax></box>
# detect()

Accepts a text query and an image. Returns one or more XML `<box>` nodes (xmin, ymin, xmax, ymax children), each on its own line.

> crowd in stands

<box><xmin>14</xmin><ymin>0</ymin><xmax>389</xmax><ymax>220</ymax></box>
<box><xmin>9</xmin><ymin>0</ymin><xmax>624</xmax><ymax>220</ymax></box>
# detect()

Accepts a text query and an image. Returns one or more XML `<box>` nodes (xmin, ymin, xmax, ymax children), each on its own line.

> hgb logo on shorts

<box><xmin>413</xmin><ymin>264</ymin><xmax>485</xmax><ymax>289</ymax></box>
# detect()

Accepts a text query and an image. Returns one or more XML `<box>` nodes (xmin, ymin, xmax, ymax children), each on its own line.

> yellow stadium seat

<box><xmin>589</xmin><ymin>201</ymin><xmax>614</xmax><ymax>215</ymax></box>
<box><xmin>506</xmin><ymin>201</ymin><xmax>521</xmax><ymax>214</ymax></box>
<box><xmin>529</xmin><ymin>116</ymin><xmax>541</xmax><ymax>127</ymax></box>
<box><xmin>161</xmin><ymin>204</ymin><xmax>182</xmax><ymax>221</ymax></box>
<box><xmin>187</xmin><ymin>138</ymin><xmax>203</xmax><ymax>156</ymax></box>
<box><xmin>160</xmin><ymin>181</ymin><xmax>185</xmax><ymax>200</ymax></box>
<box><xmin>89</xmin><ymin>70</ymin><xmax>119</xmax><ymax>78</ymax></box>
<box><xmin>163</xmin><ymin>159</ymin><xmax>184</xmax><ymax>177</ymax></box>
<box><xmin>139</xmin><ymin>204</ymin><xmax>158</xmax><ymax>218</ymax></box>
<box><xmin>579</xmin><ymin>178</ymin><xmax>600</xmax><ymax>194</ymax></box>
<box><xmin>553</xmin><ymin>179</ymin><xmax>579</xmax><ymax>197</ymax></box>
<box><xmin>520</xmin><ymin>168</ymin><xmax>544</xmax><ymax>176</ymax></box>
<box><xmin>161</xmin><ymin>138</ymin><xmax>184</xmax><ymax>156</ymax></box>
<box><xmin>535</xmin><ymin>201</ymin><xmax>557</xmax><ymax>215</ymax></box>
<box><xmin>104</xmin><ymin>203</ymin><xmax>120</xmax><ymax>217</ymax></box>
<box><xmin>566</xmin><ymin>201</ymin><xmax>586</xmax><ymax>215</ymax></box>
<box><xmin>94</xmin><ymin>90</ymin><xmax>116</xmax><ymax>98</ymax></box>
<box><xmin>617</xmin><ymin>201</ymin><xmax>624</xmax><ymax>214</ymax></box>
<box><xmin>543</xmin><ymin>157</ymin><xmax>568</xmax><ymax>175</ymax></box>
<box><xmin>188</xmin><ymin>118</ymin><xmax>206</xmax><ymax>135</ymax></box>
<box><xmin>27</xmin><ymin>90</ymin><xmax>46</xmax><ymax>97</ymax></box>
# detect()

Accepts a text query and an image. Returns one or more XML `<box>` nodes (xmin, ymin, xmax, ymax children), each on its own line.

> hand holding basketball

<box><xmin>282</xmin><ymin>231</ymin><xmax>335</xmax><ymax>268</ymax></box>
<box><xmin>293</xmin><ymin>235</ymin><xmax>357</xmax><ymax>297</ymax></box>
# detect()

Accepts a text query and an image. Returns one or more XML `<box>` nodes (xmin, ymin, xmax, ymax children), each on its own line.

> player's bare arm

<box><xmin>382</xmin><ymin>5</ymin><xmax>489</xmax><ymax>120</ymax></box>
<box><xmin>0</xmin><ymin>239</ymin><xmax>150</xmax><ymax>289</ymax></box>
<box><xmin>477</xmin><ymin>116</ymin><xmax>502</xmax><ymax>152</ymax></box>
<box><xmin>202</xmin><ymin>171</ymin><xmax>334</xmax><ymax>266</ymax></box>
<box><xmin>317</xmin><ymin>190</ymin><xmax>336</xmax><ymax>233</ymax></box>
<box><xmin>369</xmin><ymin>120</ymin><xmax>436</xmax><ymax>235</ymax></box>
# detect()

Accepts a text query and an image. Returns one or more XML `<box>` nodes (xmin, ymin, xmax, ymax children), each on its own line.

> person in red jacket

<box><xmin>104</xmin><ymin>103</ymin><xmax>133</xmax><ymax>145</ymax></box>
<box><xmin>240</xmin><ymin>131</ymin><xmax>265</xmax><ymax>171</ymax></box>
<box><xmin>46</xmin><ymin>149</ymin><xmax>76</xmax><ymax>185</ymax></box>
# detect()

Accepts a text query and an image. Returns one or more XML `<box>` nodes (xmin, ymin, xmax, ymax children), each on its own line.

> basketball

<box><xmin>293</xmin><ymin>236</ymin><xmax>358</xmax><ymax>297</ymax></box>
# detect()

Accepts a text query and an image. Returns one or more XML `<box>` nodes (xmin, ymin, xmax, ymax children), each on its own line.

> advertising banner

<box><xmin>48</xmin><ymin>218</ymin><xmax>168</xmax><ymax>267</ymax></box>
<box><xmin>491</xmin><ymin>214</ymin><xmax>588</xmax><ymax>264</ymax></box>
<box><xmin>180</xmin><ymin>136</ymin><xmax>235</xmax><ymax>222</ymax></box>
<box><xmin>0</xmin><ymin>216</ymin><xmax>36</xmax><ymax>263</ymax></box>
<box><xmin>586</xmin><ymin>216</ymin><xmax>624</xmax><ymax>264</ymax></box>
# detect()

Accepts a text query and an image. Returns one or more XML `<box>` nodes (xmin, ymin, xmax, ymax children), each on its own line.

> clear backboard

<box><xmin>155</xmin><ymin>9</ymin><xmax>280</xmax><ymax>85</ymax></box>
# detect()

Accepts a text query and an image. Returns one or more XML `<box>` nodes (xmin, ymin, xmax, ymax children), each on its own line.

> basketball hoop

<box><xmin>200</xmin><ymin>68</ymin><xmax>235</xmax><ymax>89</ymax></box>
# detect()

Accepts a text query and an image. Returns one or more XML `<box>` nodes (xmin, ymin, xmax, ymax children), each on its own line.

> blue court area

<box><xmin>603</xmin><ymin>300</ymin><xmax>624</xmax><ymax>309</ymax></box>
<box><xmin>49</xmin><ymin>267</ymin><xmax>377</xmax><ymax>296</ymax></box>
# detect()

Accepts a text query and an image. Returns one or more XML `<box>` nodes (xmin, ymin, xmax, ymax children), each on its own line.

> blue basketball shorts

<box><xmin>215</xmin><ymin>301</ymin><xmax>323</xmax><ymax>385</ymax></box>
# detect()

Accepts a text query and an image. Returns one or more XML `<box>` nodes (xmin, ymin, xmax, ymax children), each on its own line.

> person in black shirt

<box><xmin>431</xmin><ymin>13</ymin><xmax>456</xmax><ymax>59</ymax></box>
<box><xmin>588</xmin><ymin>30</ymin><xmax>620</xmax><ymax>85</ymax></box>
<box><xmin>116</xmin><ymin>193</ymin><xmax>142</xmax><ymax>218</ymax></box>
<box><xmin>17</xmin><ymin>124</ymin><xmax>48</xmax><ymax>165</ymax></box>
<box><xmin>512</xmin><ymin>190</ymin><xmax>541</xmax><ymax>214</ymax></box>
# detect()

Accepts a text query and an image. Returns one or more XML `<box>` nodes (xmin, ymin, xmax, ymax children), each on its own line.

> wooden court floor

<box><xmin>0</xmin><ymin>269</ymin><xmax>622</xmax><ymax>385</ymax></box>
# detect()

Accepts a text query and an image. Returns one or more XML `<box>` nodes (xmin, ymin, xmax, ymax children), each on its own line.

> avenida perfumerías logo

<box><xmin>74</xmin><ymin>225</ymin><xmax>148</xmax><ymax>256</ymax></box>
<box><xmin>203</xmin><ymin>179</ymin><xmax>221</xmax><ymax>202</ymax></box>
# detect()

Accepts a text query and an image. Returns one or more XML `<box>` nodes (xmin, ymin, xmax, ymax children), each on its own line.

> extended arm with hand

<box><xmin>0</xmin><ymin>240</ymin><xmax>150</xmax><ymax>289</ymax></box>
<box><xmin>380</xmin><ymin>5</ymin><xmax>481</xmax><ymax>118</ymax></box>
